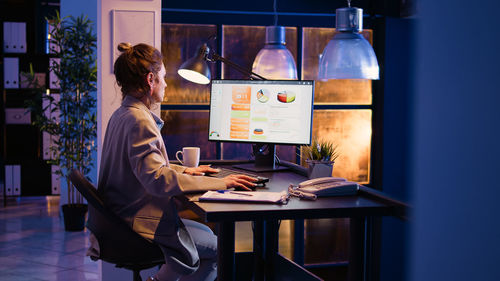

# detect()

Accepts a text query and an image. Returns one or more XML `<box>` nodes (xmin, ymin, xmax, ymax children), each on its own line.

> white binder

<box><xmin>49</xmin><ymin>58</ymin><xmax>60</xmax><ymax>89</ymax></box>
<box><xmin>4</xmin><ymin>165</ymin><xmax>13</xmax><ymax>196</ymax></box>
<box><xmin>18</xmin><ymin>22</ymin><xmax>26</xmax><ymax>53</ymax></box>
<box><xmin>3</xmin><ymin>22</ymin><xmax>12</xmax><ymax>52</ymax></box>
<box><xmin>42</xmin><ymin>132</ymin><xmax>51</xmax><ymax>160</ymax></box>
<box><xmin>11</xmin><ymin>23</ymin><xmax>19</xmax><ymax>53</ymax></box>
<box><xmin>4</xmin><ymin>57</ymin><xmax>19</xmax><ymax>89</ymax></box>
<box><xmin>51</xmin><ymin>165</ymin><xmax>60</xmax><ymax>195</ymax></box>
<box><xmin>6</xmin><ymin>22</ymin><xmax>26</xmax><ymax>54</ymax></box>
<box><xmin>12</xmin><ymin>165</ymin><xmax>21</xmax><ymax>196</ymax></box>
<box><xmin>41</xmin><ymin>93</ymin><xmax>59</xmax><ymax>160</ymax></box>
<box><xmin>42</xmin><ymin>92</ymin><xmax>59</xmax><ymax>120</ymax></box>
<box><xmin>47</xmin><ymin>21</ymin><xmax>59</xmax><ymax>54</ymax></box>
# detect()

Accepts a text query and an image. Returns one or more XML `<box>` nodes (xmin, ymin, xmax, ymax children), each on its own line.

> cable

<box><xmin>273</xmin><ymin>0</ymin><xmax>278</xmax><ymax>26</ymax></box>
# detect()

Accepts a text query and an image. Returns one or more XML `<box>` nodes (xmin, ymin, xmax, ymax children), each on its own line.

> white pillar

<box><xmin>97</xmin><ymin>0</ymin><xmax>162</xmax><ymax>168</ymax></box>
<box><xmin>97</xmin><ymin>0</ymin><xmax>161</xmax><ymax>280</ymax></box>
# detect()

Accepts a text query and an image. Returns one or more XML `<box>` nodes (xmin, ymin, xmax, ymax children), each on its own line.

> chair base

<box><xmin>113</xmin><ymin>260</ymin><xmax>164</xmax><ymax>281</ymax></box>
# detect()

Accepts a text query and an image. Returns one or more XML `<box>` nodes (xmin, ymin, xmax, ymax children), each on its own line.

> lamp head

<box><xmin>317</xmin><ymin>6</ymin><xmax>379</xmax><ymax>80</ymax></box>
<box><xmin>265</xmin><ymin>25</ymin><xmax>286</xmax><ymax>45</ymax></box>
<box><xmin>177</xmin><ymin>43</ymin><xmax>211</xmax><ymax>84</ymax></box>
<box><xmin>335</xmin><ymin>7</ymin><xmax>362</xmax><ymax>33</ymax></box>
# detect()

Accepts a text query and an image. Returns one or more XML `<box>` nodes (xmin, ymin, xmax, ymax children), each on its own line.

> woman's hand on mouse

<box><xmin>223</xmin><ymin>174</ymin><xmax>257</xmax><ymax>191</ymax></box>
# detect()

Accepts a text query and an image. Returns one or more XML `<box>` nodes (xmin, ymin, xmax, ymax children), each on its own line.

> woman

<box><xmin>98</xmin><ymin>42</ymin><xmax>256</xmax><ymax>281</ymax></box>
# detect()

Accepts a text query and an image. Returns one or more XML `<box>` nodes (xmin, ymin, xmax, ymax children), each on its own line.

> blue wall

<box><xmin>380</xmin><ymin>17</ymin><xmax>415</xmax><ymax>281</ymax></box>
<box><xmin>61</xmin><ymin>0</ymin><xmax>97</xmax><ymax>24</ymax></box>
<box><xmin>409</xmin><ymin>0</ymin><xmax>500</xmax><ymax>280</ymax></box>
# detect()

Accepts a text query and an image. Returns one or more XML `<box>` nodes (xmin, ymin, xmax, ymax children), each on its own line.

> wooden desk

<box><xmin>183</xmin><ymin>163</ymin><xmax>406</xmax><ymax>281</ymax></box>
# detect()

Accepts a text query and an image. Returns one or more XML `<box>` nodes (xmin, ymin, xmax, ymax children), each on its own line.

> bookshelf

<box><xmin>1</xmin><ymin>1</ymin><xmax>60</xmax><ymax>205</ymax></box>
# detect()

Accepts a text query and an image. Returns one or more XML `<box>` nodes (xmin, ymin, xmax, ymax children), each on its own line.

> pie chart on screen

<box><xmin>277</xmin><ymin>91</ymin><xmax>296</xmax><ymax>103</ymax></box>
<box><xmin>256</xmin><ymin>89</ymin><xmax>269</xmax><ymax>103</ymax></box>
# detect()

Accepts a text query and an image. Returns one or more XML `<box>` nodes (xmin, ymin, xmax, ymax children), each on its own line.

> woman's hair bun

<box><xmin>117</xmin><ymin>42</ymin><xmax>133</xmax><ymax>52</ymax></box>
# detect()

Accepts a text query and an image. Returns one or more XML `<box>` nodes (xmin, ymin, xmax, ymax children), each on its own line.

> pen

<box><xmin>229</xmin><ymin>191</ymin><xmax>253</xmax><ymax>197</ymax></box>
<box><xmin>217</xmin><ymin>190</ymin><xmax>253</xmax><ymax>196</ymax></box>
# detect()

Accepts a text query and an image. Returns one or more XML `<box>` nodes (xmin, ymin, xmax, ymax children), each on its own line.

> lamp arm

<box><xmin>211</xmin><ymin>53</ymin><xmax>267</xmax><ymax>80</ymax></box>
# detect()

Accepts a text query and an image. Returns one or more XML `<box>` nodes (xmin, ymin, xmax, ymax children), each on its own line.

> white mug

<box><xmin>175</xmin><ymin>147</ymin><xmax>200</xmax><ymax>167</ymax></box>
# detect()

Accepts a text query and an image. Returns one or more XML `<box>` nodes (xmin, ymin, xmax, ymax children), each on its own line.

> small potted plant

<box><xmin>303</xmin><ymin>138</ymin><xmax>340</xmax><ymax>179</ymax></box>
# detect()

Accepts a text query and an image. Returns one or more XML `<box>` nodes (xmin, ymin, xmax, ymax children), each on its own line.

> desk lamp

<box><xmin>177</xmin><ymin>43</ymin><xmax>267</xmax><ymax>84</ymax></box>
<box><xmin>177</xmin><ymin>43</ymin><xmax>274</xmax><ymax>169</ymax></box>
<box><xmin>318</xmin><ymin>0</ymin><xmax>379</xmax><ymax>80</ymax></box>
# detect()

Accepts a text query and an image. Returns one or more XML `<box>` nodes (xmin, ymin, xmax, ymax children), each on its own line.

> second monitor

<box><xmin>209</xmin><ymin>79</ymin><xmax>315</xmax><ymax>172</ymax></box>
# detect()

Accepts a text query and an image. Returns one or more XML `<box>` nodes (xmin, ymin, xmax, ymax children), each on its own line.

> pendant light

<box><xmin>251</xmin><ymin>0</ymin><xmax>297</xmax><ymax>80</ymax></box>
<box><xmin>318</xmin><ymin>0</ymin><xmax>379</xmax><ymax>80</ymax></box>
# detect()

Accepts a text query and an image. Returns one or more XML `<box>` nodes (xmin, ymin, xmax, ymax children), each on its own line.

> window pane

<box><xmin>222</xmin><ymin>25</ymin><xmax>297</xmax><ymax>79</ymax></box>
<box><xmin>160</xmin><ymin>110</ymin><xmax>217</xmax><ymax>160</ymax></box>
<box><xmin>276</xmin><ymin>145</ymin><xmax>297</xmax><ymax>164</ymax></box>
<box><xmin>304</xmin><ymin>110</ymin><xmax>372</xmax><ymax>183</ymax></box>
<box><xmin>302</xmin><ymin>27</ymin><xmax>373</xmax><ymax>105</ymax></box>
<box><xmin>161</xmin><ymin>23</ymin><xmax>217</xmax><ymax>104</ymax></box>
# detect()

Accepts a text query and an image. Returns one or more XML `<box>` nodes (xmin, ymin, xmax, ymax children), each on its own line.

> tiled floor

<box><xmin>0</xmin><ymin>196</ymin><xmax>298</xmax><ymax>281</ymax></box>
<box><xmin>0</xmin><ymin>196</ymin><xmax>99</xmax><ymax>281</ymax></box>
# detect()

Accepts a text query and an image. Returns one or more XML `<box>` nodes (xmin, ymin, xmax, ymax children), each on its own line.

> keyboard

<box><xmin>207</xmin><ymin>167</ymin><xmax>269</xmax><ymax>184</ymax></box>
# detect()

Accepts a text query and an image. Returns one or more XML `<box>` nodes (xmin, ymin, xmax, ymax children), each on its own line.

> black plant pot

<box><xmin>62</xmin><ymin>204</ymin><xmax>88</xmax><ymax>231</ymax></box>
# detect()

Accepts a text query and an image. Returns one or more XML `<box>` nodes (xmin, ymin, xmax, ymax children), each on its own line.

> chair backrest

<box><xmin>69</xmin><ymin>169</ymin><xmax>164</xmax><ymax>266</ymax></box>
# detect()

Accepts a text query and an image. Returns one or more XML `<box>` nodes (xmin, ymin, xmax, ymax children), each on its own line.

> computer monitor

<box><xmin>209</xmin><ymin>79</ymin><xmax>315</xmax><ymax>172</ymax></box>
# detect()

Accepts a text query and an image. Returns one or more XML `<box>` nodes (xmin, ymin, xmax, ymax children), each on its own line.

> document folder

<box><xmin>4</xmin><ymin>57</ymin><xmax>19</xmax><ymax>88</ymax></box>
<box><xmin>3</xmin><ymin>22</ymin><xmax>12</xmax><ymax>52</ymax></box>
<box><xmin>3</xmin><ymin>22</ymin><xmax>26</xmax><ymax>53</ymax></box>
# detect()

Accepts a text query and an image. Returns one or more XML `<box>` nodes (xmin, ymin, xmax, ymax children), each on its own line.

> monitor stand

<box><xmin>232</xmin><ymin>144</ymin><xmax>289</xmax><ymax>173</ymax></box>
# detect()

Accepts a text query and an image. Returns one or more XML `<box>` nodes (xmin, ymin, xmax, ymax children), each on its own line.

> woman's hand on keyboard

<box><xmin>184</xmin><ymin>165</ymin><xmax>219</xmax><ymax>176</ymax></box>
<box><xmin>223</xmin><ymin>174</ymin><xmax>257</xmax><ymax>191</ymax></box>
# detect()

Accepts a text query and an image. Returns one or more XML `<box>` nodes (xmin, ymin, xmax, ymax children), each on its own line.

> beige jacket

<box><xmin>98</xmin><ymin>95</ymin><xmax>225</xmax><ymax>274</ymax></box>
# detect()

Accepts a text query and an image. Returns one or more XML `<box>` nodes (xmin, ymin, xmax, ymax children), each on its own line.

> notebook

<box><xmin>199</xmin><ymin>190</ymin><xmax>288</xmax><ymax>204</ymax></box>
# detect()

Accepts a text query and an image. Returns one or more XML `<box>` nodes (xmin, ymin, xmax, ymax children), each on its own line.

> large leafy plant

<box><xmin>25</xmin><ymin>12</ymin><xmax>97</xmax><ymax>205</ymax></box>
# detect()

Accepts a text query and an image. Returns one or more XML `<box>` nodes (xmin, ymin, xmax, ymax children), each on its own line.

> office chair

<box><xmin>69</xmin><ymin>169</ymin><xmax>164</xmax><ymax>281</ymax></box>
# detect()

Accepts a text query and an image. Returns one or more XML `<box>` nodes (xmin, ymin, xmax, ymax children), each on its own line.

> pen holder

<box><xmin>306</xmin><ymin>160</ymin><xmax>334</xmax><ymax>179</ymax></box>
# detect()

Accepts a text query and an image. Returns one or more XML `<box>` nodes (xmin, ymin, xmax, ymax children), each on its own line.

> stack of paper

<box><xmin>199</xmin><ymin>190</ymin><xmax>288</xmax><ymax>204</ymax></box>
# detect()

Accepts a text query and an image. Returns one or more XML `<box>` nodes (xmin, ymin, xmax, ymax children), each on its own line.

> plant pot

<box><xmin>306</xmin><ymin>160</ymin><xmax>334</xmax><ymax>179</ymax></box>
<box><xmin>62</xmin><ymin>204</ymin><xmax>88</xmax><ymax>231</ymax></box>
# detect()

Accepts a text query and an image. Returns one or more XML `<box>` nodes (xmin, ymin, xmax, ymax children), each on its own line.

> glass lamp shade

<box><xmin>318</xmin><ymin>7</ymin><xmax>379</xmax><ymax>80</ymax></box>
<box><xmin>318</xmin><ymin>7</ymin><xmax>379</xmax><ymax>81</ymax></box>
<box><xmin>252</xmin><ymin>26</ymin><xmax>298</xmax><ymax>80</ymax></box>
<box><xmin>252</xmin><ymin>45</ymin><xmax>298</xmax><ymax>80</ymax></box>
<box><xmin>318</xmin><ymin>33</ymin><xmax>379</xmax><ymax>80</ymax></box>
<box><xmin>177</xmin><ymin>46</ymin><xmax>211</xmax><ymax>84</ymax></box>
